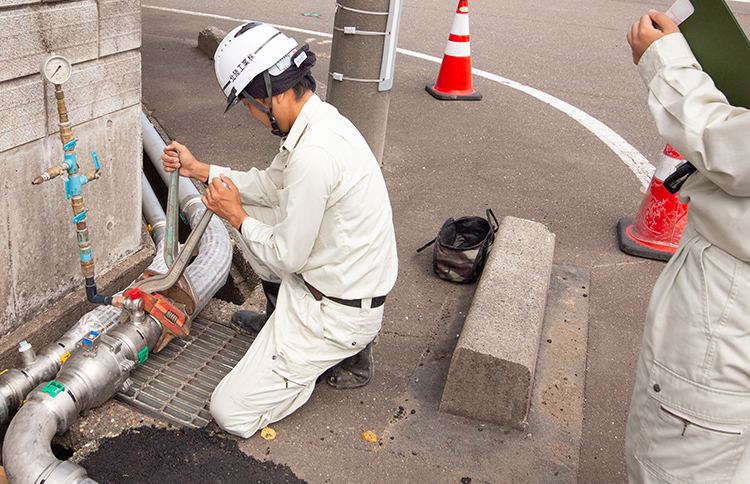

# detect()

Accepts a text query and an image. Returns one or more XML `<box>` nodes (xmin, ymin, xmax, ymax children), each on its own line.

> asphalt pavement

<box><xmin>50</xmin><ymin>1</ymin><xmax>750</xmax><ymax>483</ymax></box>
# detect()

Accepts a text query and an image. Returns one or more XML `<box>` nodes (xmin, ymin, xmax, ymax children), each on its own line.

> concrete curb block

<box><xmin>198</xmin><ymin>27</ymin><xmax>226</xmax><ymax>59</ymax></box>
<box><xmin>439</xmin><ymin>216</ymin><xmax>556</xmax><ymax>430</ymax></box>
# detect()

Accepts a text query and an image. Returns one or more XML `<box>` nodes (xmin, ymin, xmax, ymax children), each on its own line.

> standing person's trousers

<box><xmin>626</xmin><ymin>226</ymin><xmax>750</xmax><ymax>483</ymax></box>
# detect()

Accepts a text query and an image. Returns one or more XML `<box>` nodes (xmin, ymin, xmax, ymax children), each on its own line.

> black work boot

<box><xmin>230</xmin><ymin>280</ymin><xmax>280</xmax><ymax>336</ymax></box>
<box><xmin>327</xmin><ymin>340</ymin><xmax>374</xmax><ymax>389</ymax></box>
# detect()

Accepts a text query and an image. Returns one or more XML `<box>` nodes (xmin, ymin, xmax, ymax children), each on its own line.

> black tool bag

<box><xmin>417</xmin><ymin>209</ymin><xmax>499</xmax><ymax>283</ymax></box>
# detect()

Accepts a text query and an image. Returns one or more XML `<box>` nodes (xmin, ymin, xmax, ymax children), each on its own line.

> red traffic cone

<box><xmin>426</xmin><ymin>0</ymin><xmax>482</xmax><ymax>101</ymax></box>
<box><xmin>617</xmin><ymin>144</ymin><xmax>689</xmax><ymax>261</ymax></box>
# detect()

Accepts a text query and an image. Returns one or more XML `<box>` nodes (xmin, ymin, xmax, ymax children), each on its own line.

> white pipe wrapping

<box><xmin>142</xmin><ymin>172</ymin><xmax>167</xmax><ymax>245</ymax></box>
<box><xmin>142</xmin><ymin>112</ymin><xmax>203</xmax><ymax>211</ymax></box>
<box><xmin>141</xmin><ymin>112</ymin><xmax>232</xmax><ymax>315</ymax></box>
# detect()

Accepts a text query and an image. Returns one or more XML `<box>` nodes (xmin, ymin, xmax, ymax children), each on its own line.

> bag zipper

<box><xmin>660</xmin><ymin>404</ymin><xmax>746</xmax><ymax>437</ymax></box>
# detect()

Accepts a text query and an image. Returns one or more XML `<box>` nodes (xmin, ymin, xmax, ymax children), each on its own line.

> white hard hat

<box><xmin>214</xmin><ymin>22</ymin><xmax>298</xmax><ymax>112</ymax></box>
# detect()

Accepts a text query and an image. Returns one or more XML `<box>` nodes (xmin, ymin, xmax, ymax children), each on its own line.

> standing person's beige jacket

<box><xmin>626</xmin><ymin>31</ymin><xmax>750</xmax><ymax>484</ymax></box>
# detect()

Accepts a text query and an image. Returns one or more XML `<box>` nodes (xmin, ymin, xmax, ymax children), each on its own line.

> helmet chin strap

<box><xmin>244</xmin><ymin>71</ymin><xmax>287</xmax><ymax>137</ymax></box>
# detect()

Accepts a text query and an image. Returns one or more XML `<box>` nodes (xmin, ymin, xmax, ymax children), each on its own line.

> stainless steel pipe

<box><xmin>3</xmin><ymin>310</ymin><xmax>162</xmax><ymax>484</ymax></box>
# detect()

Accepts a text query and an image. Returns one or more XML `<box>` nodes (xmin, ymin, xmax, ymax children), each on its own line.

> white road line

<box><xmin>404</xmin><ymin>48</ymin><xmax>655</xmax><ymax>188</ymax></box>
<box><xmin>143</xmin><ymin>4</ymin><xmax>656</xmax><ymax>189</ymax></box>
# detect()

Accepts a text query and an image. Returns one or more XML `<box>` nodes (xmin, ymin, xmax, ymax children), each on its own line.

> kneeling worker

<box><xmin>161</xmin><ymin>22</ymin><xmax>398</xmax><ymax>438</ymax></box>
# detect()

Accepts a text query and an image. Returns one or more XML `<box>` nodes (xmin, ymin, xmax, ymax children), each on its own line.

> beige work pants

<box><xmin>210</xmin><ymin>271</ymin><xmax>382</xmax><ymax>439</ymax></box>
<box><xmin>626</xmin><ymin>226</ymin><xmax>750</xmax><ymax>483</ymax></box>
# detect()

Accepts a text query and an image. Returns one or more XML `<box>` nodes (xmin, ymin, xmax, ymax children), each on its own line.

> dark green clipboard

<box><xmin>679</xmin><ymin>0</ymin><xmax>750</xmax><ymax>109</ymax></box>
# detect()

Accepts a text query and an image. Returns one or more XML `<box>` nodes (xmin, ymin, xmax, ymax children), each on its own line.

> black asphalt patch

<box><xmin>79</xmin><ymin>425</ymin><xmax>308</xmax><ymax>484</ymax></box>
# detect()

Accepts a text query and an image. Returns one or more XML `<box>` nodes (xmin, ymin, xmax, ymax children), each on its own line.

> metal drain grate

<box><xmin>117</xmin><ymin>316</ymin><xmax>253</xmax><ymax>428</ymax></box>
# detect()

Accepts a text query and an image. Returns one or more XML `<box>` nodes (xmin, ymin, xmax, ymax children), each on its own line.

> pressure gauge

<box><xmin>41</xmin><ymin>55</ymin><xmax>72</xmax><ymax>84</ymax></box>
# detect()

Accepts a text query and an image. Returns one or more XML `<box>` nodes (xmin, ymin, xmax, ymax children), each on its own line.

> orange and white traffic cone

<box><xmin>426</xmin><ymin>0</ymin><xmax>482</xmax><ymax>101</ymax></box>
<box><xmin>617</xmin><ymin>144</ymin><xmax>689</xmax><ymax>261</ymax></box>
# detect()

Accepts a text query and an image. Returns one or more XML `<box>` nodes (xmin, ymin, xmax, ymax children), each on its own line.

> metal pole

<box><xmin>326</xmin><ymin>0</ymin><xmax>402</xmax><ymax>165</ymax></box>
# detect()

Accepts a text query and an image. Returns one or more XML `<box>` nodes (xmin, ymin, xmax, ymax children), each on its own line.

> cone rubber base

<box><xmin>617</xmin><ymin>218</ymin><xmax>675</xmax><ymax>262</ymax></box>
<box><xmin>426</xmin><ymin>84</ymin><xmax>482</xmax><ymax>101</ymax></box>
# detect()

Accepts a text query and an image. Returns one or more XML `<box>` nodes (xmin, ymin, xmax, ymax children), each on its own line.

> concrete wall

<box><xmin>0</xmin><ymin>0</ymin><xmax>143</xmax><ymax>339</ymax></box>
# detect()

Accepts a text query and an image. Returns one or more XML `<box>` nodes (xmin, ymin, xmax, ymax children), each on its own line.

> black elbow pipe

<box><xmin>85</xmin><ymin>277</ymin><xmax>113</xmax><ymax>306</ymax></box>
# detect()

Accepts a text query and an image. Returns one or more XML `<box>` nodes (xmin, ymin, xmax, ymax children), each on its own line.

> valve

<box><xmin>34</xmin><ymin>55</ymin><xmax>109</xmax><ymax>304</ymax></box>
<box><xmin>31</xmin><ymin>162</ymin><xmax>70</xmax><ymax>185</ymax></box>
<box><xmin>18</xmin><ymin>340</ymin><xmax>37</xmax><ymax>366</ymax></box>
<box><xmin>63</xmin><ymin>139</ymin><xmax>77</xmax><ymax>152</ymax></box>
<box><xmin>82</xmin><ymin>331</ymin><xmax>100</xmax><ymax>347</ymax></box>
<box><xmin>123</xmin><ymin>287</ymin><xmax>189</xmax><ymax>352</ymax></box>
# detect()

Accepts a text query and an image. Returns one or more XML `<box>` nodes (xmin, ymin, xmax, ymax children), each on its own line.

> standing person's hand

<box><xmin>161</xmin><ymin>141</ymin><xmax>210</xmax><ymax>182</ymax></box>
<box><xmin>203</xmin><ymin>174</ymin><xmax>248</xmax><ymax>229</ymax></box>
<box><xmin>627</xmin><ymin>10</ymin><xmax>681</xmax><ymax>64</ymax></box>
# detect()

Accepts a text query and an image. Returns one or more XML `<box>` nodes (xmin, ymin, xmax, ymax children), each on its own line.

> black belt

<box><xmin>305</xmin><ymin>282</ymin><xmax>386</xmax><ymax>308</ymax></box>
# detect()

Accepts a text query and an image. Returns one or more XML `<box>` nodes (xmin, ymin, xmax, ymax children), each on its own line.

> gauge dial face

<box><xmin>42</xmin><ymin>55</ymin><xmax>72</xmax><ymax>84</ymax></box>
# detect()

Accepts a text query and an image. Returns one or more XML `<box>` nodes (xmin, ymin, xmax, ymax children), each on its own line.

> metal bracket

<box><xmin>379</xmin><ymin>0</ymin><xmax>403</xmax><ymax>91</ymax></box>
<box><xmin>329</xmin><ymin>72</ymin><xmax>382</xmax><ymax>83</ymax></box>
<box><xmin>335</xmin><ymin>25</ymin><xmax>387</xmax><ymax>36</ymax></box>
<box><xmin>330</xmin><ymin>0</ymin><xmax>403</xmax><ymax>91</ymax></box>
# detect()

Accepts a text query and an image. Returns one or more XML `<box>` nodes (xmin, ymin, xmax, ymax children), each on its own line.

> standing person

<box><xmin>162</xmin><ymin>22</ymin><xmax>398</xmax><ymax>439</ymax></box>
<box><xmin>625</xmin><ymin>10</ymin><xmax>750</xmax><ymax>484</ymax></box>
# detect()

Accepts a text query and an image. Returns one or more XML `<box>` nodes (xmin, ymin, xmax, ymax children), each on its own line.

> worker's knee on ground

<box><xmin>210</xmin><ymin>396</ymin><xmax>262</xmax><ymax>439</ymax></box>
<box><xmin>218</xmin><ymin>419</ymin><xmax>262</xmax><ymax>439</ymax></box>
<box><xmin>208</xmin><ymin>393</ymin><xmax>232</xmax><ymax>431</ymax></box>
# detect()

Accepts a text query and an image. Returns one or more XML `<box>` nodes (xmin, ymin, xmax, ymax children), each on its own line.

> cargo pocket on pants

<box><xmin>274</xmin><ymin>344</ymin><xmax>326</xmax><ymax>390</ymax></box>
<box><xmin>320</xmin><ymin>302</ymin><xmax>381</xmax><ymax>352</ymax></box>
<box><xmin>636</xmin><ymin>362</ymin><xmax>750</xmax><ymax>483</ymax></box>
